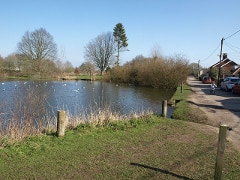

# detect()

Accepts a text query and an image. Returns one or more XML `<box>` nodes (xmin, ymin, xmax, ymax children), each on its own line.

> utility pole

<box><xmin>217</xmin><ymin>38</ymin><xmax>224</xmax><ymax>86</ymax></box>
<box><xmin>198</xmin><ymin>60</ymin><xmax>200</xmax><ymax>79</ymax></box>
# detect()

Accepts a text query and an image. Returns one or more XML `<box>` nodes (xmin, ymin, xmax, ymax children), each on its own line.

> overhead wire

<box><xmin>224</xmin><ymin>41</ymin><xmax>240</xmax><ymax>52</ymax></box>
<box><xmin>224</xmin><ymin>29</ymin><xmax>240</xmax><ymax>40</ymax></box>
<box><xmin>223</xmin><ymin>29</ymin><xmax>240</xmax><ymax>60</ymax></box>
<box><xmin>224</xmin><ymin>41</ymin><xmax>240</xmax><ymax>61</ymax></box>
<box><xmin>200</xmin><ymin>29</ymin><xmax>240</xmax><ymax>65</ymax></box>
<box><xmin>201</xmin><ymin>43</ymin><xmax>220</xmax><ymax>62</ymax></box>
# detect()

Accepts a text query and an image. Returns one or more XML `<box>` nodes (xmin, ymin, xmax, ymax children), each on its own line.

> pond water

<box><xmin>0</xmin><ymin>80</ymin><xmax>175</xmax><ymax>119</ymax></box>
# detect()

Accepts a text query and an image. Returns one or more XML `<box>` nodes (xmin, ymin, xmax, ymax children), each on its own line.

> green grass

<box><xmin>171</xmin><ymin>84</ymin><xmax>192</xmax><ymax>120</ymax></box>
<box><xmin>171</xmin><ymin>84</ymin><xmax>192</xmax><ymax>100</ymax></box>
<box><xmin>171</xmin><ymin>84</ymin><xmax>208</xmax><ymax>123</ymax></box>
<box><xmin>75</xmin><ymin>74</ymin><xmax>103</xmax><ymax>80</ymax></box>
<box><xmin>0</xmin><ymin>115</ymin><xmax>239</xmax><ymax>179</ymax></box>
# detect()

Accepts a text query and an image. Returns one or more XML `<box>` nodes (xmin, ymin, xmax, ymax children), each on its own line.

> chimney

<box><xmin>222</xmin><ymin>53</ymin><xmax>227</xmax><ymax>59</ymax></box>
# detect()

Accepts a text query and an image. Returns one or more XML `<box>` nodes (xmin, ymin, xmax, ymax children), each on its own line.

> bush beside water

<box><xmin>105</xmin><ymin>55</ymin><xmax>189</xmax><ymax>89</ymax></box>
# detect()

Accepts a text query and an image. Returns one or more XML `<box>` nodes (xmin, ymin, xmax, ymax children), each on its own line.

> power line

<box><xmin>225</xmin><ymin>41</ymin><xmax>240</xmax><ymax>50</ymax></box>
<box><xmin>224</xmin><ymin>41</ymin><xmax>240</xmax><ymax>55</ymax></box>
<box><xmin>201</xmin><ymin>43</ymin><xmax>220</xmax><ymax>62</ymax></box>
<box><xmin>201</xmin><ymin>29</ymin><xmax>240</xmax><ymax>65</ymax></box>
<box><xmin>225</xmin><ymin>29</ymin><xmax>240</xmax><ymax>40</ymax></box>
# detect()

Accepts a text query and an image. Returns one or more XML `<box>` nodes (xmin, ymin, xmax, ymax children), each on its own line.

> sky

<box><xmin>1</xmin><ymin>0</ymin><xmax>240</xmax><ymax>68</ymax></box>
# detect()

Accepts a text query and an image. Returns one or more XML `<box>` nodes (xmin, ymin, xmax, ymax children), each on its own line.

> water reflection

<box><xmin>0</xmin><ymin>80</ymin><xmax>175</xmax><ymax>118</ymax></box>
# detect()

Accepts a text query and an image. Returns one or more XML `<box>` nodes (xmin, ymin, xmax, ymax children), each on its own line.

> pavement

<box><xmin>187</xmin><ymin>76</ymin><xmax>240</xmax><ymax>151</ymax></box>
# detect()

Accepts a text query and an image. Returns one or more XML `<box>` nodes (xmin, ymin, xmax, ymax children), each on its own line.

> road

<box><xmin>187</xmin><ymin>76</ymin><xmax>240</xmax><ymax>151</ymax></box>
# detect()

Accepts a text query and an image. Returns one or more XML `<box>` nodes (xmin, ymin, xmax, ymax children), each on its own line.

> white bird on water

<box><xmin>72</xmin><ymin>89</ymin><xmax>80</xmax><ymax>93</ymax></box>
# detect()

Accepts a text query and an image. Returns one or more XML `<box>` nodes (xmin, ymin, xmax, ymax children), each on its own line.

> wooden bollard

<box><xmin>57</xmin><ymin>110</ymin><xmax>66</xmax><ymax>137</ymax></box>
<box><xmin>162</xmin><ymin>100</ymin><xmax>167</xmax><ymax>118</ymax></box>
<box><xmin>214</xmin><ymin>124</ymin><xmax>228</xmax><ymax>180</ymax></box>
<box><xmin>181</xmin><ymin>82</ymin><xmax>183</xmax><ymax>93</ymax></box>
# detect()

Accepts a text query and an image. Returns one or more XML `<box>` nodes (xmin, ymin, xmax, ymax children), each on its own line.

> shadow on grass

<box><xmin>187</xmin><ymin>100</ymin><xmax>225</xmax><ymax>110</ymax></box>
<box><xmin>188</xmin><ymin>99</ymin><xmax>240</xmax><ymax>113</ymax></box>
<box><xmin>130</xmin><ymin>162</ymin><xmax>193</xmax><ymax>180</ymax></box>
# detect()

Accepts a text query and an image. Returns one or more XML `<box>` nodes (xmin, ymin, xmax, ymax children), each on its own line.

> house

<box><xmin>209</xmin><ymin>53</ymin><xmax>240</xmax><ymax>79</ymax></box>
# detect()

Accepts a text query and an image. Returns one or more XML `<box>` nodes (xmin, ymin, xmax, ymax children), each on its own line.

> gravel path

<box><xmin>187</xmin><ymin>76</ymin><xmax>240</xmax><ymax>151</ymax></box>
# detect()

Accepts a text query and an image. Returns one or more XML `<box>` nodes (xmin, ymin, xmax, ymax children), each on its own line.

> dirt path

<box><xmin>187</xmin><ymin>76</ymin><xmax>240</xmax><ymax>151</ymax></box>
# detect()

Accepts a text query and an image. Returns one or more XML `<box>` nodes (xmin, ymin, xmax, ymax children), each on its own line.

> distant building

<box><xmin>209</xmin><ymin>53</ymin><xmax>240</xmax><ymax>78</ymax></box>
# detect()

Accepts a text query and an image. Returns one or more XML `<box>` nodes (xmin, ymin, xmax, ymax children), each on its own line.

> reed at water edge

<box><xmin>0</xmin><ymin>86</ymin><xmax>153</xmax><ymax>147</ymax></box>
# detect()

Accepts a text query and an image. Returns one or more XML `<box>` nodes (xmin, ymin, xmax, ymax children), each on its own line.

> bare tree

<box><xmin>63</xmin><ymin>61</ymin><xmax>74</xmax><ymax>73</ymax></box>
<box><xmin>55</xmin><ymin>59</ymin><xmax>64</xmax><ymax>73</ymax></box>
<box><xmin>151</xmin><ymin>45</ymin><xmax>162</xmax><ymax>59</ymax></box>
<box><xmin>79</xmin><ymin>62</ymin><xmax>95</xmax><ymax>76</ymax></box>
<box><xmin>132</xmin><ymin>54</ymin><xmax>145</xmax><ymax>61</ymax></box>
<box><xmin>41</xmin><ymin>59</ymin><xmax>57</xmax><ymax>74</ymax></box>
<box><xmin>3</xmin><ymin>54</ymin><xmax>18</xmax><ymax>71</ymax></box>
<box><xmin>16</xmin><ymin>54</ymin><xmax>33</xmax><ymax>74</ymax></box>
<box><xmin>84</xmin><ymin>32</ymin><xmax>115</xmax><ymax>75</ymax></box>
<box><xmin>17</xmin><ymin>28</ymin><xmax>57</xmax><ymax>72</ymax></box>
<box><xmin>0</xmin><ymin>55</ymin><xmax>4</xmax><ymax>72</ymax></box>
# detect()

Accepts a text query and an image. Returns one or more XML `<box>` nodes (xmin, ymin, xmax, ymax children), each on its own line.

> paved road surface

<box><xmin>187</xmin><ymin>76</ymin><xmax>240</xmax><ymax>151</ymax></box>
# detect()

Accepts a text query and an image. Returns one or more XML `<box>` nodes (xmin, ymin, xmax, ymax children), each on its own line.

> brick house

<box><xmin>209</xmin><ymin>53</ymin><xmax>240</xmax><ymax>79</ymax></box>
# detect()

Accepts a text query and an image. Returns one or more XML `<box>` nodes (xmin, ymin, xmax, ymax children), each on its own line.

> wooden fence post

<box><xmin>214</xmin><ymin>124</ymin><xmax>228</xmax><ymax>180</ymax></box>
<box><xmin>57</xmin><ymin>110</ymin><xmax>66</xmax><ymax>137</ymax></box>
<box><xmin>162</xmin><ymin>100</ymin><xmax>167</xmax><ymax>118</ymax></box>
<box><xmin>181</xmin><ymin>82</ymin><xmax>183</xmax><ymax>93</ymax></box>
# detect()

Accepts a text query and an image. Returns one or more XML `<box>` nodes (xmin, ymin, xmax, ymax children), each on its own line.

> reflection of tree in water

<box><xmin>132</xmin><ymin>86</ymin><xmax>175</xmax><ymax>102</ymax></box>
<box><xmin>87</xmin><ymin>82</ymin><xmax>175</xmax><ymax>116</ymax></box>
<box><xmin>0</xmin><ymin>80</ymin><xmax>175</xmax><ymax>123</ymax></box>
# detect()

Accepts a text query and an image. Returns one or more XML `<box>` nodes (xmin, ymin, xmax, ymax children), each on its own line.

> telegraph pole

<box><xmin>198</xmin><ymin>60</ymin><xmax>200</xmax><ymax>79</ymax></box>
<box><xmin>217</xmin><ymin>38</ymin><xmax>224</xmax><ymax>86</ymax></box>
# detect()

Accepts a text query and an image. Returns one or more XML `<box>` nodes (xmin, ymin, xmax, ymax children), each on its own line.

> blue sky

<box><xmin>1</xmin><ymin>0</ymin><xmax>240</xmax><ymax>68</ymax></box>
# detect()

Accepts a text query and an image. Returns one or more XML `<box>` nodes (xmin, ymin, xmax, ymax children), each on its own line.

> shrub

<box><xmin>107</xmin><ymin>55</ymin><xmax>189</xmax><ymax>89</ymax></box>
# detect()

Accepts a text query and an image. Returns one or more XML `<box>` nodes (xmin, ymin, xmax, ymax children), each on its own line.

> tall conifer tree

<box><xmin>113</xmin><ymin>23</ymin><xmax>128</xmax><ymax>65</ymax></box>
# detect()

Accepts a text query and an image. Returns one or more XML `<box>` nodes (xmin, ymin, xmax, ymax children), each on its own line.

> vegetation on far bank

<box><xmin>105</xmin><ymin>55</ymin><xmax>189</xmax><ymax>89</ymax></box>
<box><xmin>0</xmin><ymin>25</ymin><xmax>190</xmax><ymax>89</ymax></box>
<box><xmin>0</xmin><ymin>24</ymin><xmax>129</xmax><ymax>79</ymax></box>
<box><xmin>0</xmin><ymin>73</ymin><xmax>103</xmax><ymax>81</ymax></box>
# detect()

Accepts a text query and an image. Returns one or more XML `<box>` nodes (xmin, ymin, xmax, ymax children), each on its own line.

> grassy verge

<box><xmin>171</xmin><ymin>84</ymin><xmax>208</xmax><ymax>123</ymax></box>
<box><xmin>0</xmin><ymin>116</ymin><xmax>240</xmax><ymax>179</ymax></box>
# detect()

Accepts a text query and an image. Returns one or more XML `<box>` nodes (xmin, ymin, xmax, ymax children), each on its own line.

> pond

<box><xmin>0</xmin><ymin>80</ymin><xmax>175</xmax><ymax>120</ymax></box>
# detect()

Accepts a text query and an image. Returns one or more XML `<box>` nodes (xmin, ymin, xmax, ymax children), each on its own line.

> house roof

<box><xmin>232</xmin><ymin>67</ymin><xmax>240</xmax><ymax>75</ymax></box>
<box><xmin>211</xmin><ymin>58</ymin><xmax>238</xmax><ymax>68</ymax></box>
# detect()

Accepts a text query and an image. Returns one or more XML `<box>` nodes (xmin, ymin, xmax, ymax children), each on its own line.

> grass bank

<box><xmin>62</xmin><ymin>74</ymin><xmax>103</xmax><ymax>81</ymax></box>
<box><xmin>171</xmin><ymin>83</ymin><xmax>208</xmax><ymax>123</ymax></box>
<box><xmin>0</xmin><ymin>74</ymin><xmax>103</xmax><ymax>81</ymax></box>
<box><xmin>0</xmin><ymin>83</ymin><xmax>239</xmax><ymax>179</ymax></box>
<box><xmin>0</xmin><ymin>115</ymin><xmax>240</xmax><ymax>179</ymax></box>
